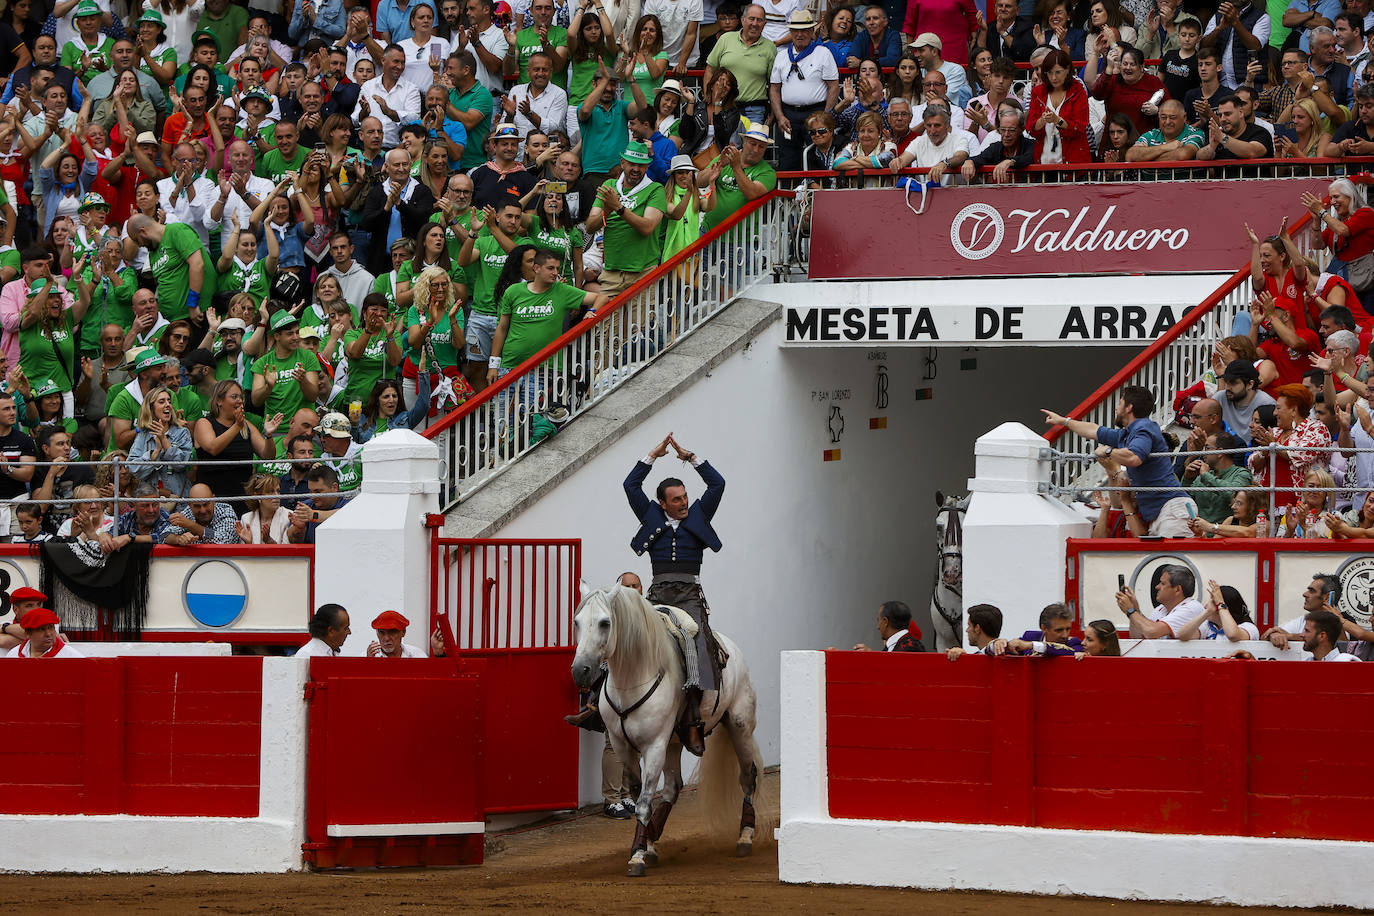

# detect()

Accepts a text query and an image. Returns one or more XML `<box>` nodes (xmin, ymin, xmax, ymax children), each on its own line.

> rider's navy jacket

<box><xmin>625</xmin><ymin>459</ymin><xmax>725</xmax><ymax>571</ymax></box>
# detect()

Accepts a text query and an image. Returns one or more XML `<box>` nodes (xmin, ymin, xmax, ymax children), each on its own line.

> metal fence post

<box><xmin>1266</xmin><ymin>441</ymin><xmax>1277</xmax><ymax>536</ymax></box>
<box><xmin>111</xmin><ymin>455</ymin><xmax>120</xmax><ymax>523</ymax></box>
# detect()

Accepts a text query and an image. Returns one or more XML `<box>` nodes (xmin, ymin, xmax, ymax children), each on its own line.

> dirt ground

<box><xmin>0</xmin><ymin>772</ymin><xmax>1324</xmax><ymax>914</ymax></box>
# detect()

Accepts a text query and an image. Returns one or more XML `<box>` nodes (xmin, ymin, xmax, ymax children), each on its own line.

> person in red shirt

<box><xmin>1250</xmin><ymin>292</ymin><xmax>1321</xmax><ymax>393</ymax></box>
<box><xmin>1028</xmin><ymin>48</ymin><xmax>1092</xmax><ymax>163</ymax></box>
<box><xmin>1302</xmin><ymin>178</ymin><xmax>1374</xmax><ymax>301</ymax></box>
<box><xmin>887</xmin><ymin>98</ymin><xmax>920</xmax><ymax>154</ymax></box>
<box><xmin>159</xmin><ymin>84</ymin><xmax>214</xmax><ymax>170</ymax></box>
<box><xmin>1248</xmin><ymin>220</ymin><xmax>1309</xmax><ymax>331</ymax></box>
<box><xmin>1090</xmin><ymin>44</ymin><xmax>1167</xmax><ymax>136</ymax></box>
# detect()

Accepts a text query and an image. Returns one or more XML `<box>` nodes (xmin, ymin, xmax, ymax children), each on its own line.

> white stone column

<box><xmin>962</xmin><ymin>422</ymin><xmax>1092</xmax><ymax>644</ymax></box>
<box><xmin>313</xmin><ymin>430</ymin><xmax>440</xmax><ymax>657</ymax></box>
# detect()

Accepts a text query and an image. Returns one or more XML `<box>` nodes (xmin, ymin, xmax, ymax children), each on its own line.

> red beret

<box><xmin>371</xmin><ymin>610</ymin><xmax>410</xmax><ymax>631</ymax></box>
<box><xmin>11</xmin><ymin>587</ymin><xmax>48</xmax><ymax>602</ymax></box>
<box><xmin>18</xmin><ymin>607</ymin><xmax>59</xmax><ymax>629</ymax></box>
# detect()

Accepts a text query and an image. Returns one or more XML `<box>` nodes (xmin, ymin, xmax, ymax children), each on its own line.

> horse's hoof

<box><xmin>627</xmin><ymin>861</ymin><xmax>646</xmax><ymax>877</ymax></box>
<box><xmin>644</xmin><ymin>850</ymin><xmax>659</xmax><ymax>867</ymax></box>
<box><xmin>736</xmin><ymin>842</ymin><xmax>752</xmax><ymax>857</ymax></box>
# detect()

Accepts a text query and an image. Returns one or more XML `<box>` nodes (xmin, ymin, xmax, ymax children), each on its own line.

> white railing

<box><xmin>426</xmin><ymin>193</ymin><xmax>797</xmax><ymax>509</ymax></box>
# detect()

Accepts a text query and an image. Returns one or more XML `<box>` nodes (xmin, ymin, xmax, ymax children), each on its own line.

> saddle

<box><xmin>654</xmin><ymin>604</ymin><xmax>729</xmax><ymax>689</ymax></box>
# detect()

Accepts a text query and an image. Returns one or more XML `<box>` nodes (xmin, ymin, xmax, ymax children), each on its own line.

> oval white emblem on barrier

<box><xmin>183</xmin><ymin>559</ymin><xmax>250</xmax><ymax>628</ymax></box>
<box><xmin>950</xmin><ymin>203</ymin><xmax>1005</xmax><ymax>260</ymax></box>
<box><xmin>1336</xmin><ymin>555</ymin><xmax>1374</xmax><ymax>629</ymax></box>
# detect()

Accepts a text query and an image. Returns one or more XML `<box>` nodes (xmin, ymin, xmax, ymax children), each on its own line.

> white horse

<box><xmin>572</xmin><ymin>584</ymin><xmax>765</xmax><ymax>877</ymax></box>
<box><xmin>930</xmin><ymin>491</ymin><xmax>968</xmax><ymax>652</ymax></box>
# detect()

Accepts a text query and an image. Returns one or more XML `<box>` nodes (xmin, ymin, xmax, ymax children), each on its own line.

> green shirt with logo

<box><xmin>251</xmin><ymin>347</ymin><xmax>322</xmax><ymax>422</ymax></box>
<box><xmin>149</xmin><ymin>222</ymin><xmax>215</xmax><ymax>321</ymax></box>
<box><xmin>498</xmin><ymin>281</ymin><xmax>585</xmax><ymax>369</ymax></box>
<box><xmin>335</xmin><ymin>327</ymin><xmax>397</xmax><ymax>408</ymax></box>
<box><xmin>599</xmin><ymin>178</ymin><xmax>666</xmax><ymax>272</ymax></box>
<box><xmin>403</xmin><ymin>304</ymin><xmax>464</xmax><ymax>369</ymax></box>
<box><xmin>19</xmin><ymin>309</ymin><xmax>77</xmax><ymax>392</ymax></box>
<box><xmin>257</xmin><ymin>145</ymin><xmax>308</xmax><ymax>183</ymax></box>
<box><xmin>516</xmin><ymin>27</ymin><xmax>569</xmax><ymax>88</ymax></box>
<box><xmin>469</xmin><ymin>234</ymin><xmax>533</xmax><ymax>316</ymax></box>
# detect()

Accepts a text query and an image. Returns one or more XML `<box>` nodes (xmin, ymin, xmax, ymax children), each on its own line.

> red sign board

<box><xmin>807</xmin><ymin>179</ymin><xmax>1331</xmax><ymax>279</ymax></box>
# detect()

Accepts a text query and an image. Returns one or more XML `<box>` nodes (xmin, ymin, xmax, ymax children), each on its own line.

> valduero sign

<box><xmin>783</xmin><ymin>303</ymin><xmax>1197</xmax><ymax>346</ymax></box>
<box><xmin>807</xmin><ymin>179</ymin><xmax>1331</xmax><ymax>280</ymax></box>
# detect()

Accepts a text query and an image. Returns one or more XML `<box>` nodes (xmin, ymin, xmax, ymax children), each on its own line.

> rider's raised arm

<box><xmin>624</xmin><ymin>458</ymin><xmax>655</xmax><ymax>519</ymax></box>
<box><xmin>694</xmin><ymin>460</ymin><xmax>725</xmax><ymax>521</ymax></box>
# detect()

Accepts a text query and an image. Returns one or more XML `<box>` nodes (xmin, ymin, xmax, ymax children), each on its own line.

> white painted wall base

<box><xmin>777</xmin><ymin>818</ymin><xmax>1374</xmax><ymax>910</ymax></box>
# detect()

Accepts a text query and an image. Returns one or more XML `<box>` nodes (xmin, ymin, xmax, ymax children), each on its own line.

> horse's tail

<box><xmin>697</xmin><ymin>678</ymin><xmax>773</xmax><ymax>846</ymax></box>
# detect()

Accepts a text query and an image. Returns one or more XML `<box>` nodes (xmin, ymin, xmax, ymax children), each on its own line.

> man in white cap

<box><xmin>315</xmin><ymin>410</ymin><xmax>363</xmax><ymax>492</ymax></box>
<box><xmin>769</xmin><ymin>9</ymin><xmax>838</xmax><ymax>171</ymax></box>
<box><xmin>911</xmin><ymin>32</ymin><xmax>971</xmax><ymax>107</ymax></box>
<box><xmin>701</xmin><ymin>122</ymin><xmax>777</xmax><ymax>232</ymax></box>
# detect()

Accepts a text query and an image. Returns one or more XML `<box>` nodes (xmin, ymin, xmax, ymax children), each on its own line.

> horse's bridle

<box><xmin>936</xmin><ymin>502</ymin><xmax>966</xmax><ymax>580</ymax></box>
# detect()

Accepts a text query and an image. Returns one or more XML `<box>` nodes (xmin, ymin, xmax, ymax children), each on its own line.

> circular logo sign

<box><xmin>1127</xmin><ymin>554</ymin><xmax>1203</xmax><ymax>604</ymax></box>
<box><xmin>182</xmin><ymin>559</ymin><xmax>249</xmax><ymax>628</ymax></box>
<box><xmin>950</xmin><ymin>203</ymin><xmax>1005</xmax><ymax>261</ymax></box>
<box><xmin>1336</xmin><ymin>555</ymin><xmax>1374</xmax><ymax>628</ymax></box>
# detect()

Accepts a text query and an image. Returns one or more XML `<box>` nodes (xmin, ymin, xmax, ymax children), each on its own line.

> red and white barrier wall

<box><xmin>778</xmin><ymin>650</ymin><xmax>1374</xmax><ymax>908</ymax></box>
<box><xmin>0</xmin><ymin>656</ymin><xmax>308</xmax><ymax>873</ymax></box>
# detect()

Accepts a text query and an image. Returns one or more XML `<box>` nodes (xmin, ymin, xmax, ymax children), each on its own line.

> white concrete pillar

<box><xmin>962</xmin><ymin>422</ymin><xmax>1091</xmax><ymax>644</ymax></box>
<box><xmin>313</xmin><ymin>430</ymin><xmax>441</xmax><ymax>657</ymax></box>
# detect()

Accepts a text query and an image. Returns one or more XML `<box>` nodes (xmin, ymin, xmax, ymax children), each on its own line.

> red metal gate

<box><xmin>429</xmin><ymin>533</ymin><xmax>581</xmax><ymax>814</ymax></box>
<box><xmin>303</xmin><ymin>658</ymin><xmax>486</xmax><ymax>868</ymax></box>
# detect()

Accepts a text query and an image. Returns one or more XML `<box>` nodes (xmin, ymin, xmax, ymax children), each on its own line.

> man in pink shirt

<box><xmin>0</xmin><ymin>246</ymin><xmax>73</xmax><ymax>372</ymax></box>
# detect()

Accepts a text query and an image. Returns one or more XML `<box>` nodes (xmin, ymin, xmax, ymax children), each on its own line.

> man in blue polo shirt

<box><xmin>1043</xmin><ymin>385</ymin><xmax>1196</xmax><ymax>536</ymax></box>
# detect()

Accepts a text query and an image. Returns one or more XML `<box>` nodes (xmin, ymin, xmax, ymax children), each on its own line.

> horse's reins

<box><xmin>604</xmin><ymin>668</ymin><xmax>666</xmax><ymax>758</ymax></box>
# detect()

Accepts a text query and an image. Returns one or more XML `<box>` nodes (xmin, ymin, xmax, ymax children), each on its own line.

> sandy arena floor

<box><xmin>0</xmin><ymin>772</ymin><xmax>1318</xmax><ymax>914</ymax></box>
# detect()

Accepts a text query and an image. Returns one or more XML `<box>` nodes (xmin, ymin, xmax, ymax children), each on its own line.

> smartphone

<box><xmin>430</xmin><ymin>41</ymin><xmax>443</xmax><ymax>61</ymax></box>
<box><xmin>314</xmin><ymin>142</ymin><xmax>327</xmax><ymax>152</ymax></box>
<box><xmin>1118</xmin><ymin>574</ymin><xmax>1126</xmax><ymax>592</ymax></box>
<box><xmin>545</xmin><ymin>180</ymin><xmax>567</xmax><ymax>193</ymax></box>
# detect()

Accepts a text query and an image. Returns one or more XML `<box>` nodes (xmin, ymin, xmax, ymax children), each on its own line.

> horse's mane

<box><xmin>604</xmin><ymin>585</ymin><xmax>676</xmax><ymax>679</ymax></box>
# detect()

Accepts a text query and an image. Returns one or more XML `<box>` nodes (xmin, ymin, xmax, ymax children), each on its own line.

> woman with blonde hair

<box><xmin>1277</xmin><ymin>99</ymin><xmax>1324</xmax><ymax>159</ymax></box>
<box><xmin>129</xmin><ymin>385</ymin><xmax>195</xmax><ymax>498</ymax></box>
<box><xmin>405</xmin><ymin>264</ymin><xmax>468</xmax><ymax>414</ymax></box>
<box><xmin>192</xmin><ymin>379</ymin><xmax>280</xmax><ymax>500</ymax></box>
<box><xmin>235</xmin><ymin>473</ymin><xmax>292</xmax><ymax>544</ymax></box>
<box><xmin>1277</xmin><ymin>466</ymin><xmax>1336</xmax><ymax>537</ymax></box>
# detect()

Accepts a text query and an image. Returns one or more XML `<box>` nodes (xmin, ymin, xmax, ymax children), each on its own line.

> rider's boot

<box><xmin>565</xmin><ymin>671</ymin><xmax>607</xmax><ymax>732</ymax></box>
<box><xmin>681</xmin><ymin>685</ymin><xmax>706</xmax><ymax>757</ymax></box>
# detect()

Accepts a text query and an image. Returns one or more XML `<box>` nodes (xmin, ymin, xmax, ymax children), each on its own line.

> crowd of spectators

<box><xmin>0</xmin><ymin>0</ymin><xmax>845</xmax><ymax>542</ymax></box>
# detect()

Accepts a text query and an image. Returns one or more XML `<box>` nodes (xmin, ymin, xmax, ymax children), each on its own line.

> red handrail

<box><xmin>421</xmin><ymin>190</ymin><xmax>786</xmax><ymax>439</ymax></box>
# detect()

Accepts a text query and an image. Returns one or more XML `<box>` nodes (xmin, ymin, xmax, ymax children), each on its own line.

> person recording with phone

<box><xmin>1115</xmin><ymin>564</ymin><xmax>1207</xmax><ymax>640</ymax></box>
<box><xmin>1199</xmin><ymin>0</ymin><xmax>1271</xmax><ymax>92</ymax></box>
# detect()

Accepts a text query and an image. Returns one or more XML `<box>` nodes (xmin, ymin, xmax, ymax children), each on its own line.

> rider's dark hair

<box><xmin>880</xmin><ymin>600</ymin><xmax>912</xmax><ymax>629</ymax></box>
<box><xmin>1039</xmin><ymin>602</ymin><xmax>1073</xmax><ymax>629</ymax></box>
<box><xmin>308</xmin><ymin>603</ymin><xmax>348</xmax><ymax>639</ymax></box>
<box><xmin>967</xmin><ymin>603</ymin><xmax>1002</xmax><ymax>638</ymax></box>
<box><xmin>656</xmin><ymin>477</ymin><xmax>685</xmax><ymax>502</ymax></box>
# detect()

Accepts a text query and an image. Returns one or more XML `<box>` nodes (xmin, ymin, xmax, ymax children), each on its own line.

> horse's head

<box><xmin>572</xmin><ymin>587</ymin><xmax>615</xmax><ymax>688</ymax></box>
<box><xmin>934</xmin><ymin>491</ymin><xmax>968</xmax><ymax>591</ymax></box>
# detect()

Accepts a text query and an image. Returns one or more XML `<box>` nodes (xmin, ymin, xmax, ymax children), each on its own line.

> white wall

<box><xmin>487</xmin><ymin>320</ymin><xmax>1128</xmax><ymax>800</ymax></box>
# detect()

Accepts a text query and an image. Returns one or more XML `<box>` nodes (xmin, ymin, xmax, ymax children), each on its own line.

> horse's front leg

<box><xmin>643</xmin><ymin>741</ymin><xmax>683</xmax><ymax>867</ymax></box>
<box><xmin>627</xmin><ymin>738</ymin><xmax>667</xmax><ymax>878</ymax></box>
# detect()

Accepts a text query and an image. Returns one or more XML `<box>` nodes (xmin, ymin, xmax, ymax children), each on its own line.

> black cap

<box><xmin>1220</xmin><ymin>359</ymin><xmax>1259</xmax><ymax>382</ymax></box>
<box><xmin>181</xmin><ymin>348</ymin><xmax>216</xmax><ymax>370</ymax></box>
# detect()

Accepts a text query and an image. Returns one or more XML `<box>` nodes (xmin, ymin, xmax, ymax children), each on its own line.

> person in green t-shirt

<box><xmin>17</xmin><ymin>277</ymin><xmax>90</xmax><ymax>402</ymax></box>
<box><xmin>522</xmin><ymin>190</ymin><xmax>586</xmax><ymax>285</ymax></box>
<box><xmin>337</xmin><ymin>294</ymin><xmax>404</xmax><ymax>410</ymax></box>
<box><xmin>76</xmin><ymin>237</ymin><xmax>137</xmax><ymax>357</ymax></box>
<box><xmin>133</xmin><ymin>9</ymin><xmax>179</xmax><ymax>87</ymax></box>
<box><xmin>701</xmin><ymin>125</ymin><xmax>777</xmax><ymax>232</ymax></box>
<box><xmin>447</xmin><ymin>54</ymin><xmax>494</xmax><ymax>170</ymax></box>
<box><xmin>251</xmin><ymin>311</ymin><xmax>324</xmax><ymax>423</ymax></box>
<box><xmin>490</xmin><ymin>249</ymin><xmax>606</xmax><ymax>381</ymax></box>
<box><xmin>372</xmin><ymin>237</ymin><xmax>417</xmax><ymax>319</ymax></box>
<box><xmin>127</xmin><ymin>215</ymin><xmax>215</xmax><ymax>323</ymax></box>
<box><xmin>216</xmin><ymin>213</ymin><xmax>279</xmax><ymax>307</ymax></box>
<box><xmin>567</xmin><ymin>11</ymin><xmax>617</xmax><ymax>107</ymax></box>
<box><xmin>456</xmin><ymin>201</ymin><xmax>533</xmax><ymax>386</ymax></box>
<box><xmin>662</xmin><ymin>155</ymin><xmax>715</xmax><ymax>261</ymax></box>
<box><xmin>61</xmin><ymin>0</ymin><xmax>116</xmax><ymax>84</ymax></box>
<box><xmin>623</xmin><ymin>16</ymin><xmax>670</xmax><ymax>100</ymax></box>
<box><xmin>256</xmin><ymin>119</ymin><xmax>308</xmax><ymax>182</ymax></box>
<box><xmin>514</xmin><ymin>0</ymin><xmax>570</xmax><ymax>88</ymax></box>
<box><xmin>586</xmin><ymin>140</ymin><xmax>666</xmax><ymax>295</ymax></box>
<box><xmin>197</xmin><ymin>0</ymin><xmax>249</xmax><ymax>69</ymax></box>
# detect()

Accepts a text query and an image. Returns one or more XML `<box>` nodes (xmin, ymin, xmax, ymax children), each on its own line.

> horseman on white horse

<box><xmin>565</xmin><ymin>432</ymin><xmax>723</xmax><ymax>756</ymax></box>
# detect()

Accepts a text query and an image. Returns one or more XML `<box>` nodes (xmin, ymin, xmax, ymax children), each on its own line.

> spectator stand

<box><xmin>422</xmin><ymin>191</ymin><xmax>792</xmax><ymax>508</ymax></box>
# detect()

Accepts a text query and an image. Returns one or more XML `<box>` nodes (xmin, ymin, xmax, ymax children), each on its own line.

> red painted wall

<box><xmin>825</xmin><ymin>651</ymin><xmax>1374</xmax><ymax>842</ymax></box>
<box><xmin>0</xmin><ymin>658</ymin><xmax>263</xmax><ymax>818</ymax></box>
